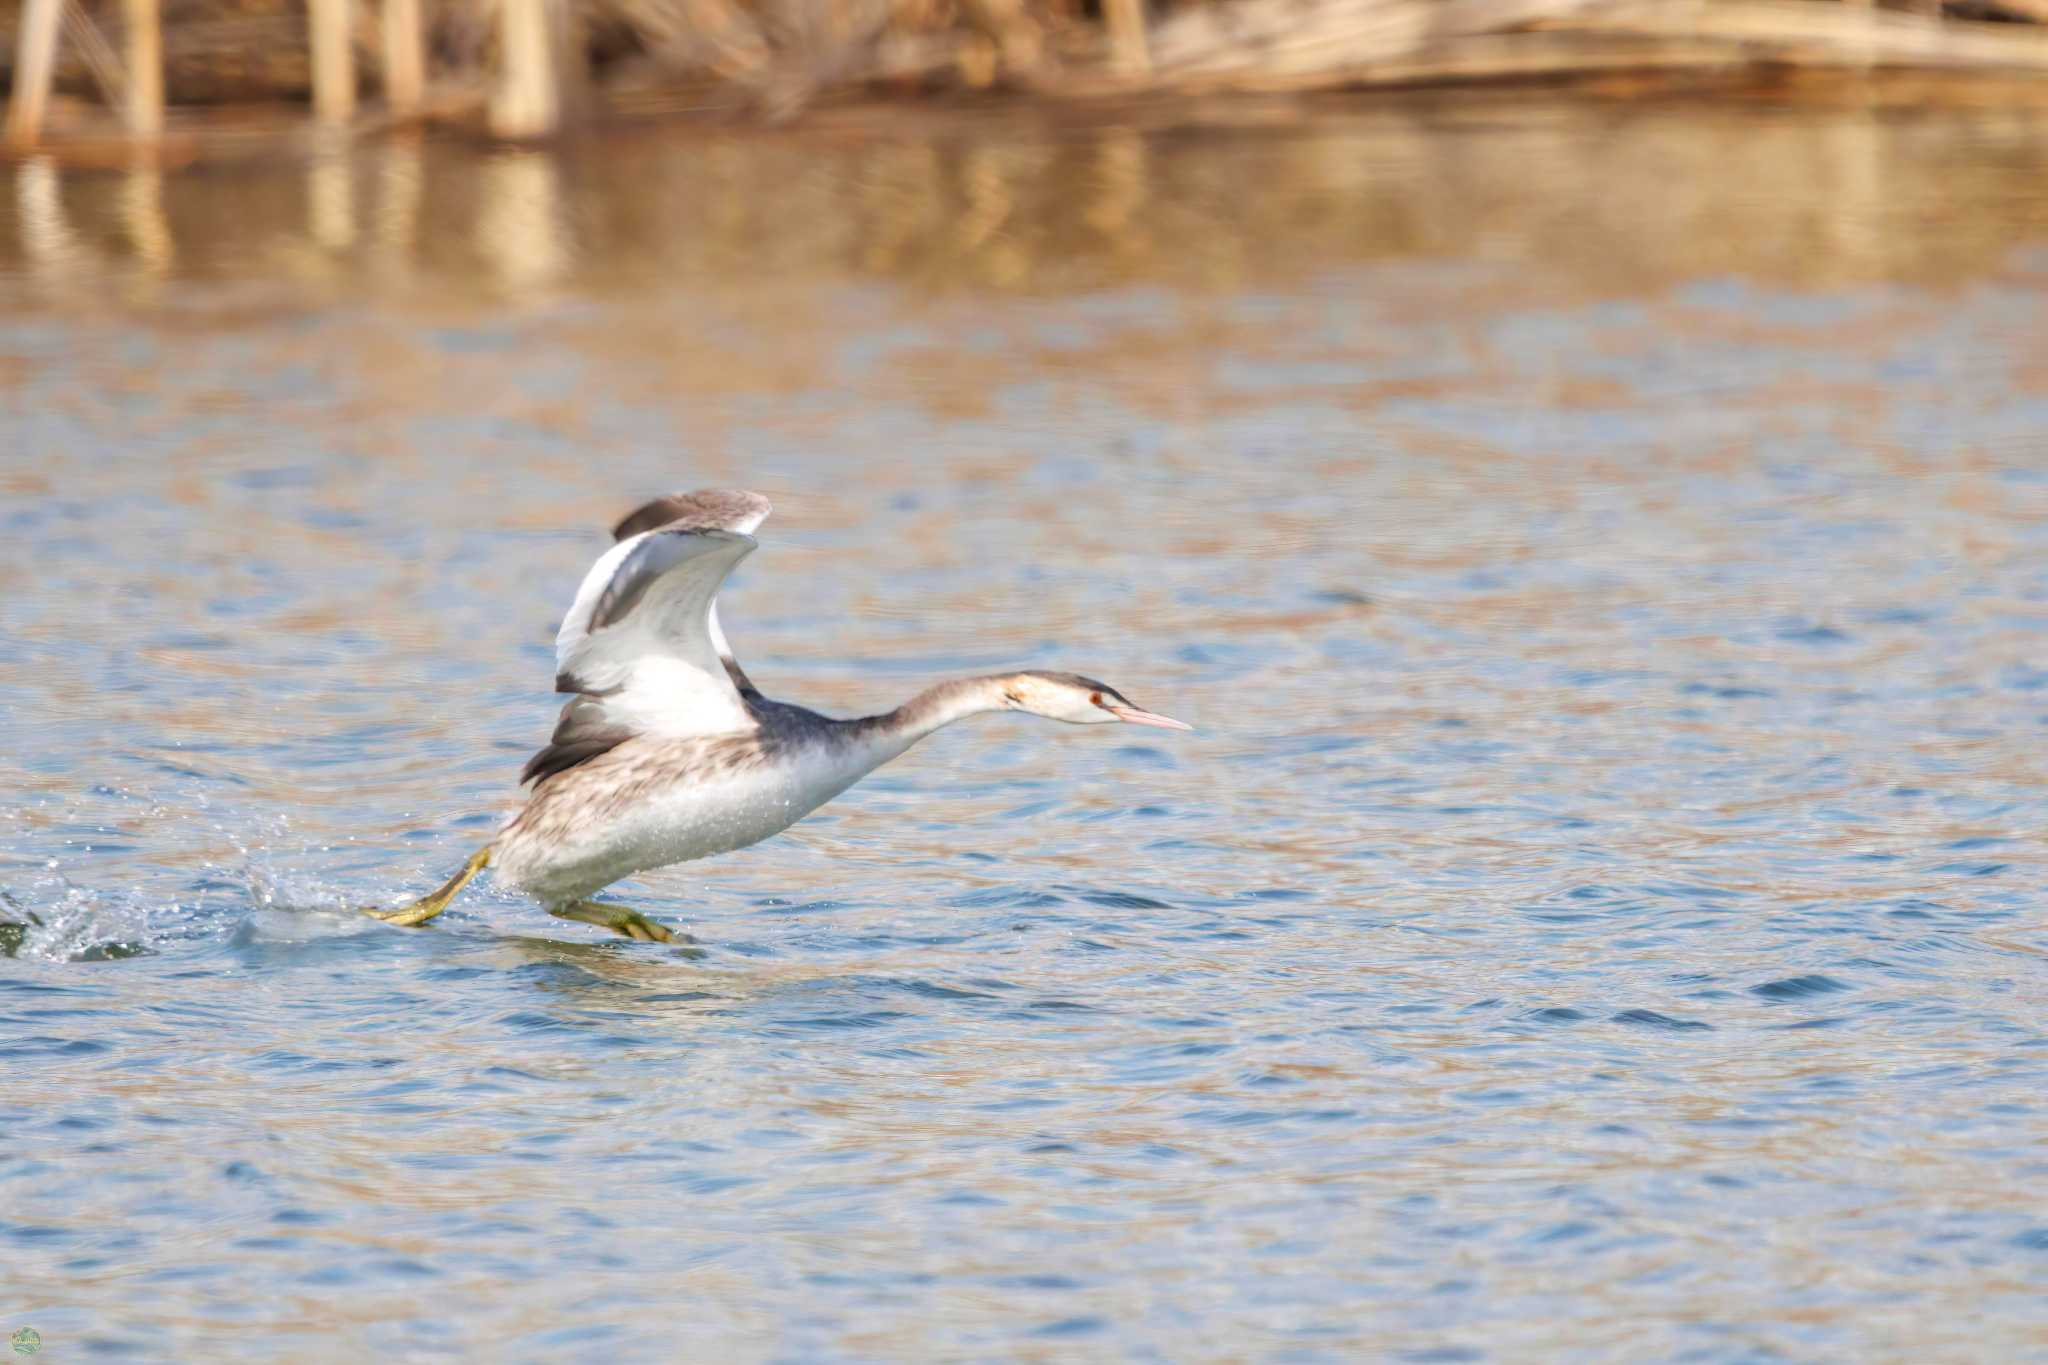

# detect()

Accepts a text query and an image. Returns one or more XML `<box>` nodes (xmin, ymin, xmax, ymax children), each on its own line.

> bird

<box><xmin>364</xmin><ymin>489</ymin><xmax>1192</xmax><ymax>942</ymax></box>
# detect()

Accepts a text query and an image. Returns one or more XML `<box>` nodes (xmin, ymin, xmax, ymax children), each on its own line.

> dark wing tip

<box><xmin>721</xmin><ymin>655</ymin><xmax>760</xmax><ymax>696</ymax></box>
<box><xmin>522</xmin><ymin>698</ymin><xmax>635</xmax><ymax>785</ymax></box>
<box><xmin>612</xmin><ymin>488</ymin><xmax>772</xmax><ymax>542</ymax></box>
<box><xmin>521</xmin><ymin>735</ymin><xmax>628</xmax><ymax>786</ymax></box>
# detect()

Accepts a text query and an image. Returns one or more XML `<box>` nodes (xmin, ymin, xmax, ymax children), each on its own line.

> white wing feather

<box><xmin>554</xmin><ymin>528</ymin><xmax>759</xmax><ymax>739</ymax></box>
<box><xmin>558</xmin><ymin>489</ymin><xmax>770</xmax><ymax>691</ymax></box>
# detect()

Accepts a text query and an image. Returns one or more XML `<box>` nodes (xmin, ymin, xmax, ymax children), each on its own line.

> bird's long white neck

<box><xmin>851</xmin><ymin>674</ymin><xmax>1017</xmax><ymax>765</ymax></box>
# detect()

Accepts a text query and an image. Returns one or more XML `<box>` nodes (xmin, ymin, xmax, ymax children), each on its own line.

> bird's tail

<box><xmin>363</xmin><ymin>846</ymin><xmax>492</xmax><ymax>928</ymax></box>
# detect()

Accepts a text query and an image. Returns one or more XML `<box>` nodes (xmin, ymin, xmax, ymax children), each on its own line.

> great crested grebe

<box><xmin>366</xmin><ymin>489</ymin><xmax>1192</xmax><ymax>942</ymax></box>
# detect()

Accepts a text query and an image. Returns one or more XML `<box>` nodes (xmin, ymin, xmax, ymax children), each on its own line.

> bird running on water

<box><xmin>366</xmin><ymin>489</ymin><xmax>1192</xmax><ymax>942</ymax></box>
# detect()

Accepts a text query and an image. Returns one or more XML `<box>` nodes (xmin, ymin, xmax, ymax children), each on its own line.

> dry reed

<box><xmin>10</xmin><ymin>0</ymin><xmax>2048</xmax><ymax>143</ymax></box>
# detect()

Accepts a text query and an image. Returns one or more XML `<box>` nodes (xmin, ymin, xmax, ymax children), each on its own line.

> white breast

<box><xmin>492</xmin><ymin>735</ymin><xmax>886</xmax><ymax>905</ymax></box>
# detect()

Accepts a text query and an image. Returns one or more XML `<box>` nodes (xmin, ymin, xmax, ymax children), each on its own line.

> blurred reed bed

<box><xmin>9</xmin><ymin>0</ymin><xmax>2048</xmax><ymax>142</ymax></box>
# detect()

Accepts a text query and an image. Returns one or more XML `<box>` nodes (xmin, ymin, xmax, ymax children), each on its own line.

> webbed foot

<box><xmin>362</xmin><ymin>847</ymin><xmax>491</xmax><ymax>928</ymax></box>
<box><xmin>549</xmin><ymin>899</ymin><xmax>691</xmax><ymax>944</ymax></box>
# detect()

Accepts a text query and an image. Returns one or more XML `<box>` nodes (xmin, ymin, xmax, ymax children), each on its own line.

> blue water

<box><xmin>3</xmin><ymin>108</ymin><xmax>2048</xmax><ymax>1360</ymax></box>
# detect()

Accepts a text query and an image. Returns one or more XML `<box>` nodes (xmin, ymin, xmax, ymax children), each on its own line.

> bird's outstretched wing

<box><xmin>568</xmin><ymin>488</ymin><xmax>771</xmax><ymax>694</ymax></box>
<box><xmin>524</xmin><ymin>490</ymin><xmax>770</xmax><ymax>786</ymax></box>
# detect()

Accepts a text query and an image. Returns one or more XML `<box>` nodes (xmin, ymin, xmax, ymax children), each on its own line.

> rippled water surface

<box><xmin>4</xmin><ymin>104</ymin><xmax>2048</xmax><ymax>1360</ymax></box>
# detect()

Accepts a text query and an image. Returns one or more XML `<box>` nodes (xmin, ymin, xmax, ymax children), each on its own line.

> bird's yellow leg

<box><xmin>363</xmin><ymin>847</ymin><xmax>491</xmax><ymax>928</ymax></box>
<box><xmin>548</xmin><ymin>899</ymin><xmax>684</xmax><ymax>943</ymax></box>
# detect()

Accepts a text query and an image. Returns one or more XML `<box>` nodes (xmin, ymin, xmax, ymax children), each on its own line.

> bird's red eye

<box><xmin>1090</xmin><ymin>692</ymin><xmax>1103</xmax><ymax>705</ymax></box>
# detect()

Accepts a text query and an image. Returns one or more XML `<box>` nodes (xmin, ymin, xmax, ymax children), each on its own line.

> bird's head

<box><xmin>998</xmin><ymin>671</ymin><xmax>1193</xmax><ymax>731</ymax></box>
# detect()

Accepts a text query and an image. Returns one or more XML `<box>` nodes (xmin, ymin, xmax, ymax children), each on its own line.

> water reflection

<box><xmin>6</xmin><ymin>104</ymin><xmax>2048</xmax><ymax>302</ymax></box>
<box><xmin>306</xmin><ymin>141</ymin><xmax>355</xmax><ymax>253</ymax></box>
<box><xmin>118</xmin><ymin>166</ymin><xmax>174</xmax><ymax>284</ymax></box>
<box><xmin>477</xmin><ymin>148</ymin><xmax>570</xmax><ymax>298</ymax></box>
<box><xmin>1083</xmin><ymin>128</ymin><xmax>1147</xmax><ymax>257</ymax></box>
<box><xmin>14</xmin><ymin>156</ymin><xmax>82</xmax><ymax>282</ymax></box>
<box><xmin>373</xmin><ymin>137</ymin><xmax>423</xmax><ymax>277</ymax></box>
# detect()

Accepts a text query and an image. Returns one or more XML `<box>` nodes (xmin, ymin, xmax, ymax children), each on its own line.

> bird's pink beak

<box><xmin>1108</xmin><ymin>705</ymin><xmax>1194</xmax><ymax>732</ymax></box>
